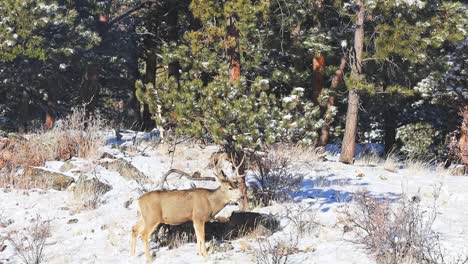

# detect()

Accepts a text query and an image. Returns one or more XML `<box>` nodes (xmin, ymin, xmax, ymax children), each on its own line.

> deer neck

<box><xmin>208</xmin><ymin>187</ymin><xmax>230</xmax><ymax>216</ymax></box>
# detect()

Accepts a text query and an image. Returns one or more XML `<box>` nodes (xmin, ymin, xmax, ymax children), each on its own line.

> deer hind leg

<box><xmin>141</xmin><ymin>222</ymin><xmax>160</xmax><ymax>263</ymax></box>
<box><xmin>131</xmin><ymin>218</ymin><xmax>144</xmax><ymax>256</ymax></box>
<box><xmin>193</xmin><ymin>220</ymin><xmax>207</xmax><ymax>257</ymax></box>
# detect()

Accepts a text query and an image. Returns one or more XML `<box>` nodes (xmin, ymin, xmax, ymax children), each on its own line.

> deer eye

<box><xmin>228</xmin><ymin>187</ymin><xmax>233</xmax><ymax>190</ymax></box>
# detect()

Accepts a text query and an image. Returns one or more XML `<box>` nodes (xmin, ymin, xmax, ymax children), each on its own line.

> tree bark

<box><xmin>125</xmin><ymin>23</ymin><xmax>142</xmax><ymax>128</ymax></box>
<box><xmin>318</xmin><ymin>56</ymin><xmax>347</xmax><ymax>146</ymax></box>
<box><xmin>45</xmin><ymin>79</ymin><xmax>58</xmax><ymax>129</ymax></box>
<box><xmin>227</xmin><ymin>16</ymin><xmax>240</xmax><ymax>83</ymax></box>
<box><xmin>311</xmin><ymin>55</ymin><xmax>325</xmax><ymax>105</ymax></box>
<box><xmin>460</xmin><ymin>106</ymin><xmax>468</xmax><ymax>166</ymax></box>
<box><xmin>340</xmin><ymin>90</ymin><xmax>360</xmax><ymax>163</ymax></box>
<box><xmin>383</xmin><ymin>109</ymin><xmax>397</xmax><ymax>154</ymax></box>
<box><xmin>167</xmin><ymin>3</ymin><xmax>180</xmax><ymax>81</ymax></box>
<box><xmin>142</xmin><ymin>51</ymin><xmax>157</xmax><ymax>131</ymax></box>
<box><xmin>340</xmin><ymin>0</ymin><xmax>364</xmax><ymax>164</ymax></box>
<box><xmin>80</xmin><ymin>64</ymin><xmax>100</xmax><ymax>115</ymax></box>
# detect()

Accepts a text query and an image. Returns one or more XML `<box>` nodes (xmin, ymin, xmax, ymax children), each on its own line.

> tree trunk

<box><xmin>383</xmin><ymin>110</ymin><xmax>397</xmax><ymax>154</ymax></box>
<box><xmin>340</xmin><ymin>0</ymin><xmax>364</xmax><ymax>164</ymax></box>
<box><xmin>45</xmin><ymin>79</ymin><xmax>58</xmax><ymax>129</ymax></box>
<box><xmin>19</xmin><ymin>89</ymin><xmax>30</xmax><ymax>132</ymax></box>
<box><xmin>340</xmin><ymin>90</ymin><xmax>360</xmax><ymax>163</ymax></box>
<box><xmin>460</xmin><ymin>106</ymin><xmax>468</xmax><ymax>167</ymax></box>
<box><xmin>142</xmin><ymin>51</ymin><xmax>157</xmax><ymax>131</ymax></box>
<box><xmin>167</xmin><ymin>3</ymin><xmax>180</xmax><ymax>82</ymax></box>
<box><xmin>227</xmin><ymin>16</ymin><xmax>240</xmax><ymax>83</ymax></box>
<box><xmin>318</xmin><ymin>56</ymin><xmax>347</xmax><ymax>146</ymax></box>
<box><xmin>126</xmin><ymin>24</ymin><xmax>142</xmax><ymax>128</ymax></box>
<box><xmin>311</xmin><ymin>55</ymin><xmax>325</xmax><ymax>105</ymax></box>
<box><xmin>80</xmin><ymin>64</ymin><xmax>100</xmax><ymax>115</ymax></box>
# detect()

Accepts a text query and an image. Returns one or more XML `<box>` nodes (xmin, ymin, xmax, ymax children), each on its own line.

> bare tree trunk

<box><xmin>45</xmin><ymin>79</ymin><xmax>58</xmax><ymax>129</ymax></box>
<box><xmin>383</xmin><ymin>111</ymin><xmax>397</xmax><ymax>154</ymax></box>
<box><xmin>311</xmin><ymin>55</ymin><xmax>325</xmax><ymax>105</ymax></box>
<box><xmin>142</xmin><ymin>51</ymin><xmax>157</xmax><ymax>131</ymax></box>
<box><xmin>318</xmin><ymin>56</ymin><xmax>347</xmax><ymax>146</ymax></box>
<box><xmin>125</xmin><ymin>23</ymin><xmax>142</xmax><ymax>128</ymax></box>
<box><xmin>226</xmin><ymin>15</ymin><xmax>246</xmax><ymax>207</ymax></box>
<box><xmin>80</xmin><ymin>64</ymin><xmax>100</xmax><ymax>114</ymax></box>
<box><xmin>227</xmin><ymin>16</ymin><xmax>240</xmax><ymax>82</ymax></box>
<box><xmin>340</xmin><ymin>0</ymin><xmax>364</xmax><ymax>164</ymax></box>
<box><xmin>460</xmin><ymin>106</ymin><xmax>468</xmax><ymax>168</ymax></box>
<box><xmin>167</xmin><ymin>3</ymin><xmax>180</xmax><ymax>82</ymax></box>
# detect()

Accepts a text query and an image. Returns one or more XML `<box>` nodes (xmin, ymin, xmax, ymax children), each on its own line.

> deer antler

<box><xmin>160</xmin><ymin>169</ymin><xmax>215</xmax><ymax>189</ymax></box>
<box><xmin>230</xmin><ymin>152</ymin><xmax>245</xmax><ymax>179</ymax></box>
<box><xmin>212</xmin><ymin>153</ymin><xmax>229</xmax><ymax>182</ymax></box>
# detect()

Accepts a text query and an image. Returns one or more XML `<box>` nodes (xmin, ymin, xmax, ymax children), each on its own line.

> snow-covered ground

<box><xmin>1</xmin><ymin>135</ymin><xmax>468</xmax><ymax>264</ymax></box>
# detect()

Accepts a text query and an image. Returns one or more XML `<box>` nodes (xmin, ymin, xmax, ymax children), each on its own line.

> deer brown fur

<box><xmin>131</xmin><ymin>162</ymin><xmax>242</xmax><ymax>262</ymax></box>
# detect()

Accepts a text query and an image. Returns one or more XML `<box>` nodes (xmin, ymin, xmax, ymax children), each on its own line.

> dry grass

<box><xmin>0</xmin><ymin>108</ymin><xmax>106</xmax><ymax>186</ymax></box>
<box><xmin>345</xmin><ymin>188</ymin><xmax>468</xmax><ymax>264</ymax></box>
<box><xmin>268</xmin><ymin>143</ymin><xmax>321</xmax><ymax>167</ymax></box>
<box><xmin>404</xmin><ymin>159</ymin><xmax>435</xmax><ymax>176</ymax></box>
<box><xmin>355</xmin><ymin>153</ymin><xmax>382</xmax><ymax>166</ymax></box>
<box><xmin>383</xmin><ymin>154</ymin><xmax>399</xmax><ymax>173</ymax></box>
<box><xmin>7</xmin><ymin>215</ymin><xmax>51</xmax><ymax>264</ymax></box>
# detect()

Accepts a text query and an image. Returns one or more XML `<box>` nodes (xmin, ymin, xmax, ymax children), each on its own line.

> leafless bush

<box><xmin>251</xmin><ymin>150</ymin><xmax>304</xmax><ymax>206</ymax></box>
<box><xmin>0</xmin><ymin>108</ymin><xmax>106</xmax><ymax>182</ymax></box>
<box><xmin>345</xmin><ymin>188</ymin><xmax>468</xmax><ymax>264</ymax></box>
<box><xmin>7</xmin><ymin>215</ymin><xmax>51</xmax><ymax>264</ymax></box>
<box><xmin>283</xmin><ymin>203</ymin><xmax>317</xmax><ymax>236</ymax></box>
<box><xmin>254</xmin><ymin>232</ymin><xmax>301</xmax><ymax>264</ymax></box>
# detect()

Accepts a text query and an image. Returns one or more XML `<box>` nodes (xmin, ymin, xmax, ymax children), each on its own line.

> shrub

<box><xmin>253</xmin><ymin>232</ymin><xmax>300</xmax><ymax>264</ymax></box>
<box><xmin>396</xmin><ymin>122</ymin><xmax>435</xmax><ymax>160</ymax></box>
<box><xmin>251</xmin><ymin>150</ymin><xmax>304</xmax><ymax>207</ymax></box>
<box><xmin>7</xmin><ymin>215</ymin><xmax>51</xmax><ymax>264</ymax></box>
<box><xmin>283</xmin><ymin>203</ymin><xmax>317</xmax><ymax>237</ymax></box>
<box><xmin>345</xmin><ymin>188</ymin><xmax>468</xmax><ymax>264</ymax></box>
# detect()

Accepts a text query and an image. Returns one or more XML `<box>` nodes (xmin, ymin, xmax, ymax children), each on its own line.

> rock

<box><xmin>100</xmin><ymin>151</ymin><xmax>118</xmax><ymax>160</ymax></box>
<box><xmin>59</xmin><ymin>161</ymin><xmax>77</xmax><ymax>172</ymax></box>
<box><xmin>379</xmin><ymin>175</ymin><xmax>388</xmax><ymax>180</ymax></box>
<box><xmin>67</xmin><ymin>218</ymin><xmax>78</xmax><ymax>224</ymax></box>
<box><xmin>100</xmin><ymin>158</ymin><xmax>148</xmax><ymax>182</ymax></box>
<box><xmin>22</xmin><ymin>167</ymin><xmax>75</xmax><ymax>191</ymax></box>
<box><xmin>355</xmin><ymin>171</ymin><xmax>365</xmax><ymax>178</ymax></box>
<box><xmin>74</xmin><ymin>175</ymin><xmax>112</xmax><ymax>197</ymax></box>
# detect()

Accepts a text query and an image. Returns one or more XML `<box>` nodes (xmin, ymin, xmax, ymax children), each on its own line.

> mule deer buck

<box><xmin>131</xmin><ymin>156</ymin><xmax>243</xmax><ymax>262</ymax></box>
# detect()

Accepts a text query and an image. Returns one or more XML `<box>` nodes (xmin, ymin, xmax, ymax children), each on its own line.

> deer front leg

<box><xmin>193</xmin><ymin>220</ymin><xmax>207</xmax><ymax>257</ymax></box>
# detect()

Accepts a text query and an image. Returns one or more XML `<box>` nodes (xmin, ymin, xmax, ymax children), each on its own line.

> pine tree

<box><xmin>138</xmin><ymin>0</ymin><xmax>328</xmax><ymax>208</ymax></box>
